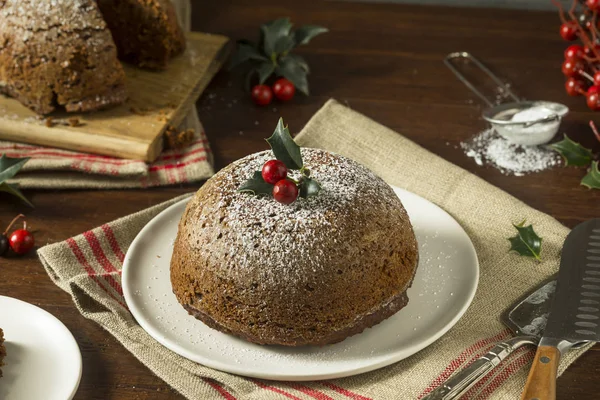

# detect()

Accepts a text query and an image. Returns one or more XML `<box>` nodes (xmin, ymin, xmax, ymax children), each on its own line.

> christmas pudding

<box><xmin>0</xmin><ymin>328</ymin><xmax>5</xmax><ymax>377</ymax></box>
<box><xmin>170</xmin><ymin>119</ymin><xmax>419</xmax><ymax>346</ymax></box>
<box><xmin>0</xmin><ymin>0</ymin><xmax>185</xmax><ymax>114</ymax></box>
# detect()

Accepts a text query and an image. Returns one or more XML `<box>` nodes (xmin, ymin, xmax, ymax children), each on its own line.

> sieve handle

<box><xmin>444</xmin><ymin>52</ymin><xmax>521</xmax><ymax>107</ymax></box>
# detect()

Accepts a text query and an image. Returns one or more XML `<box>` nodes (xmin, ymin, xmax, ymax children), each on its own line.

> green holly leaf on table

<box><xmin>582</xmin><ymin>161</ymin><xmax>600</xmax><ymax>189</ymax></box>
<box><xmin>265</xmin><ymin>118</ymin><xmax>303</xmax><ymax>170</ymax></box>
<box><xmin>237</xmin><ymin>171</ymin><xmax>274</xmax><ymax>195</ymax></box>
<box><xmin>229</xmin><ymin>17</ymin><xmax>327</xmax><ymax>95</ymax></box>
<box><xmin>0</xmin><ymin>154</ymin><xmax>33</xmax><ymax>207</ymax></box>
<box><xmin>508</xmin><ymin>220</ymin><xmax>542</xmax><ymax>261</ymax></box>
<box><xmin>549</xmin><ymin>134</ymin><xmax>593</xmax><ymax>167</ymax></box>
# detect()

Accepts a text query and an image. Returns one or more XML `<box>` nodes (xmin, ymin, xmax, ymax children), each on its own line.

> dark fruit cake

<box><xmin>0</xmin><ymin>0</ymin><xmax>127</xmax><ymax>114</ymax></box>
<box><xmin>0</xmin><ymin>328</ymin><xmax>5</xmax><ymax>377</ymax></box>
<box><xmin>170</xmin><ymin>149</ymin><xmax>419</xmax><ymax>346</ymax></box>
<box><xmin>96</xmin><ymin>0</ymin><xmax>186</xmax><ymax>70</ymax></box>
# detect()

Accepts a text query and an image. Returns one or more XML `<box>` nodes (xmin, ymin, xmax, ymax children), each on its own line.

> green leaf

<box><xmin>238</xmin><ymin>171</ymin><xmax>274</xmax><ymax>195</ymax></box>
<box><xmin>257</xmin><ymin>62</ymin><xmax>275</xmax><ymax>84</ymax></box>
<box><xmin>549</xmin><ymin>134</ymin><xmax>593</xmax><ymax>167</ymax></box>
<box><xmin>261</xmin><ymin>18</ymin><xmax>293</xmax><ymax>56</ymax></box>
<box><xmin>282</xmin><ymin>54</ymin><xmax>309</xmax><ymax>73</ymax></box>
<box><xmin>582</xmin><ymin>161</ymin><xmax>600</xmax><ymax>189</ymax></box>
<box><xmin>0</xmin><ymin>154</ymin><xmax>29</xmax><ymax>183</ymax></box>
<box><xmin>274</xmin><ymin>35</ymin><xmax>296</xmax><ymax>55</ymax></box>
<box><xmin>0</xmin><ymin>182</ymin><xmax>33</xmax><ymax>207</ymax></box>
<box><xmin>299</xmin><ymin>177</ymin><xmax>321</xmax><ymax>198</ymax></box>
<box><xmin>265</xmin><ymin>118</ymin><xmax>303</xmax><ymax>170</ymax></box>
<box><xmin>294</xmin><ymin>25</ymin><xmax>328</xmax><ymax>46</ymax></box>
<box><xmin>227</xmin><ymin>42</ymin><xmax>268</xmax><ymax>70</ymax></box>
<box><xmin>508</xmin><ymin>220</ymin><xmax>542</xmax><ymax>261</ymax></box>
<box><xmin>276</xmin><ymin>57</ymin><xmax>309</xmax><ymax>95</ymax></box>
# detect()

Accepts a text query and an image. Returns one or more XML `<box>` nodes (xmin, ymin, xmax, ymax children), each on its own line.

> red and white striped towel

<box><xmin>4</xmin><ymin>109</ymin><xmax>214</xmax><ymax>189</ymax></box>
<box><xmin>36</xmin><ymin>100</ymin><xmax>592</xmax><ymax>400</ymax></box>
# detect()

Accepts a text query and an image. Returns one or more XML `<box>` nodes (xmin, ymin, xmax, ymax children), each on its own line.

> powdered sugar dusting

<box><xmin>187</xmin><ymin>148</ymin><xmax>406</xmax><ymax>287</ymax></box>
<box><xmin>461</xmin><ymin>129</ymin><xmax>561</xmax><ymax>176</ymax></box>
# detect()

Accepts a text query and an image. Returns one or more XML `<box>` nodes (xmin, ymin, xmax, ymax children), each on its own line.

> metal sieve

<box><xmin>445</xmin><ymin>52</ymin><xmax>569</xmax><ymax>146</ymax></box>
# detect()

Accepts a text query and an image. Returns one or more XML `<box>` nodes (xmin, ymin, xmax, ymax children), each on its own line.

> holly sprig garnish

<box><xmin>228</xmin><ymin>18</ymin><xmax>328</xmax><ymax>95</ymax></box>
<box><xmin>0</xmin><ymin>154</ymin><xmax>33</xmax><ymax>207</ymax></box>
<box><xmin>508</xmin><ymin>220</ymin><xmax>543</xmax><ymax>261</ymax></box>
<box><xmin>238</xmin><ymin>118</ymin><xmax>321</xmax><ymax>204</ymax></box>
<box><xmin>549</xmin><ymin>121</ymin><xmax>600</xmax><ymax>189</ymax></box>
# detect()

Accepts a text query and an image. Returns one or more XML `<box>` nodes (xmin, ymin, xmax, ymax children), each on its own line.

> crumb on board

<box><xmin>45</xmin><ymin>117</ymin><xmax>54</xmax><ymax>127</ymax></box>
<box><xmin>68</xmin><ymin>117</ymin><xmax>81</xmax><ymax>127</ymax></box>
<box><xmin>164</xmin><ymin>125</ymin><xmax>195</xmax><ymax>150</ymax></box>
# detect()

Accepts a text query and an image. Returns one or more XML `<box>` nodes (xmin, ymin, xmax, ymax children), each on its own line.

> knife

<box><xmin>424</xmin><ymin>276</ymin><xmax>571</xmax><ymax>400</ymax></box>
<box><xmin>521</xmin><ymin>218</ymin><xmax>600</xmax><ymax>400</ymax></box>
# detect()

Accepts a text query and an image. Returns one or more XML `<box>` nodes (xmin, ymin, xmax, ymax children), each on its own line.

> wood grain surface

<box><xmin>0</xmin><ymin>32</ymin><xmax>229</xmax><ymax>162</ymax></box>
<box><xmin>0</xmin><ymin>1</ymin><xmax>599</xmax><ymax>399</ymax></box>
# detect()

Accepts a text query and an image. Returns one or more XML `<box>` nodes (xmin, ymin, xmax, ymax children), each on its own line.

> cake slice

<box><xmin>0</xmin><ymin>0</ymin><xmax>127</xmax><ymax>114</ymax></box>
<box><xmin>96</xmin><ymin>0</ymin><xmax>186</xmax><ymax>69</ymax></box>
<box><xmin>0</xmin><ymin>328</ymin><xmax>6</xmax><ymax>378</ymax></box>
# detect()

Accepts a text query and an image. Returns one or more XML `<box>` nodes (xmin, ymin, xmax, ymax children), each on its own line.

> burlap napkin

<box><xmin>2</xmin><ymin>0</ymin><xmax>215</xmax><ymax>189</ymax></box>
<box><xmin>37</xmin><ymin>99</ymin><xmax>590</xmax><ymax>400</ymax></box>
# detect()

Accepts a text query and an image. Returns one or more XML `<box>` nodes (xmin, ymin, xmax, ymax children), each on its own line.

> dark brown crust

<box><xmin>96</xmin><ymin>0</ymin><xmax>186</xmax><ymax>70</ymax></box>
<box><xmin>170</xmin><ymin>149</ymin><xmax>420</xmax><ymax>347</ymax></box>
<box><xmin>0</xmin><ymin>328</ymin><xmax>5</xmax><ymax>378</ymax></box>
<box><xmin>0</xmin><ymin>0</ymin><xmax>127</xmax><ymax>114</ymax></box>
<box><xmin>182</xmin><ymin>290</ymin><xmax>410</xmax><ymax>346</ymax></box>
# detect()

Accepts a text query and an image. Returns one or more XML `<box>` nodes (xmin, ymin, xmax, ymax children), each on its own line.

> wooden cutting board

<box><xmin>0</xmin><ymin>32</ymin><xmax>230</xmax><ymax>162</ymax></box>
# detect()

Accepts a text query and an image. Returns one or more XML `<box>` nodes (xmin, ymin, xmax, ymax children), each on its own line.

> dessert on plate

<box><xmin>0</xmin><ymin>0</ymin><xmax>185</xmax><ymax>114</ymax></box>
<box><xmin>0</xmin><ymin>327</ymin><xmax>5</xmax><ymax>377</ymax></box>
<box><xmin>170</xmin><ymin>119</ymin><xmax>419</xmax><ymax>346</ymax></box>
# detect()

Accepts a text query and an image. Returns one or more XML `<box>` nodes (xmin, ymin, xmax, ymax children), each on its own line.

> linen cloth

<box><xmin>3</xmin><ymin>0</ymin><xmax>214</xmax><ymax>189</ymax></box>
<box><xmin>37</xmin><ymin>99</ymin><xmax>590</xmax><ymax>400</ymax></box>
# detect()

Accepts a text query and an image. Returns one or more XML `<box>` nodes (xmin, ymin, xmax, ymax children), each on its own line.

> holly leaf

<box><xmin>508</xmin><ymin>220</ymin><xmax>542</xmax><ymax>261</ymax></box>
<box><xmin>276</xmin><ymin>57</ymin><xmax>309</xmax><ymax>95</ymax></box>
<box><xmin>265</xmin><ymin>118</ymin><xmax>303</xmax><ymax>170</ymax></box>
<box><xmin>228</xmin><ymin>42</ymin><xmax>268</xmax><ymax>70</ymax></box>
<box><xmin>0</xmin><ymin>154</ymin><xmax>29</xmax><ymax>183</ymax></box>
<box><xmin>299</xmin><ymin>177</ymin><xmax>321</xmax><ymax>198</ymax></box>
<box><xmin>261</xmin><ymin>18</ymin><xmax>293</xmax><ymax>56</ymax></box>
<box><xmin>282</xmin><ymin>54</ymin><xmax>310</xmax><ymax>73</ymax></box>
<box><xmin>0</xmin><ymin>182</ymin><xmax>33</xmax><ymax>207</ymax></box>
<box><xmin>549</xmin><ymin>134</ymin><xmax>593</xmax><ymax>167</ymax></box>
<box><xmin>274</xmin><ymin>35</ymin><xmax>296</xmax><ymax>55</ymax></box>
<box><xmin>582</xmin><ymin>161</ymin><xmax>600</xmax><ymax>189</ymax></box>
<box><xmin>238</xmin><ymin>171</ymin><xmax>274</xmax><ymax>195</ymax></box>
<box><xmin>294</xmin><ymin>25</ymin><xmax>328</xmax><ymax>46</ymax></box>
<box><xmin>257</xmin><ymin>61</ymin><xmax>275</xmax><ymax>85</ymax></box>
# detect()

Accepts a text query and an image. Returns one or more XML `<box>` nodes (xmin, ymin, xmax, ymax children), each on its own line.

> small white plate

<box><xmin>123</xmin><ymin>187</ymin><xmax>479</xmax><ymax>381</ymax></box>
<box><xmin>0</xmin><ymin>296</ymin><xmax>82</xmax><ymax>400</ymax></box>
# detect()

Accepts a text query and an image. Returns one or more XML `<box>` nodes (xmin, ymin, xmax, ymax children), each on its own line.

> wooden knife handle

<box><xmin>520</xmin><ymin>345</ymin><xmax>560</xmax><ymax>400</ymax></box>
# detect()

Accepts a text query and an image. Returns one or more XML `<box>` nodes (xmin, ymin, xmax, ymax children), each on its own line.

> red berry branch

<box><xmin>552</xmin><ymin>0</ymin><xmax>600</xmax><ymax>110</ymax></box>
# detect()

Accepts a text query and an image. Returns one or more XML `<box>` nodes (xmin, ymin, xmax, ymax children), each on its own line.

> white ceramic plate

<box><xmin>123</xmin><ymin>187</ymin><xmax>479</xmax><ymax>381</ymax></box>
<box><xmin>0</xmin><ymin>296</ymin><xmax>82</xmax><ymax>399</ymax></box>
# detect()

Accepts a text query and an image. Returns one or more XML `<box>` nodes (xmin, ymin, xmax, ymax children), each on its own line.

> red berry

<box><xmin>560</xmin><ymin>22</ymin><xmax>578</xmax><ymax>41</ymax></box>
<box><xmin>9</xmin><ymin>228</ymin><xmax>34</xmax><ymax>255</ymax></box>
<box><xmin>272</xmin><ymin>78</ymin><xmax>296</xmax><ymax>102</ymax></box>
<box><xmin>589</xmin><ymin>85</ymin><xmax>600</xmax><ymax>95</ymax></box>
<box><xmin>593</xmin><ymin>72</ymin><xmax>600</xmax><ymax>86</ymax></box>
<box><xmin>585</xmin><ymin>44</ymin><xmax>600</xmax><ymax>56</ymax></box>
<box><xmin>587</xmin><ymin>91</ymin><xmax>600</xmax><ymax>110</ymax></box>
<box><xmin>261</xmin><ymin>160</ymin><xmax>288</xmax><ymax>184</ymax></box>
<box><xmin>273</xmin><ymin>179</ymin><xmax>298</xmax><ymax>205</ymax></box>
<box><xmin>566</xmin><ymin>78</ymin><xmax>586</xmax><ymax>96</ymax></box>
<box><xmin>564</xmin><ymin>44</ymin><xmax>584</xmax><ymax>60</ymax></box>
<box><xmin>562</xmin><ymin>58</ymin><xmax>584</xmax><ymax>77</ymax></box>
<box><xmin>251</xmin><ymin>85</ymin><xmax>273</xmax><ymax>106</ymax></box>
<box><xmin>588</xmin><ymin>0</ymin><xmax>600</xmax><ymax>10</ymax></box>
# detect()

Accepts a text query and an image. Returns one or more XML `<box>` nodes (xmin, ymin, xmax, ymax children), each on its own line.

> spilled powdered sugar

<box><xmin>461</xmin><ymin>129</ymin><xmax>561</xmax><ymax>176</ymax></box>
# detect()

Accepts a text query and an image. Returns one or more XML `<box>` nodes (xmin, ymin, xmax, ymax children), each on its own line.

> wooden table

<box><xmin>1</xmin><ymin>1</ymin><xmax>599</xmax><ymax>398</ymax></box>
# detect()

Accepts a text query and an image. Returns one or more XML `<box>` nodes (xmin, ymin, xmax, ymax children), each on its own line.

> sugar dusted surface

<box><xmin>198</xmin><ymin>148</ymin><xmax>402</xmax><ymax>285</ymax></box>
